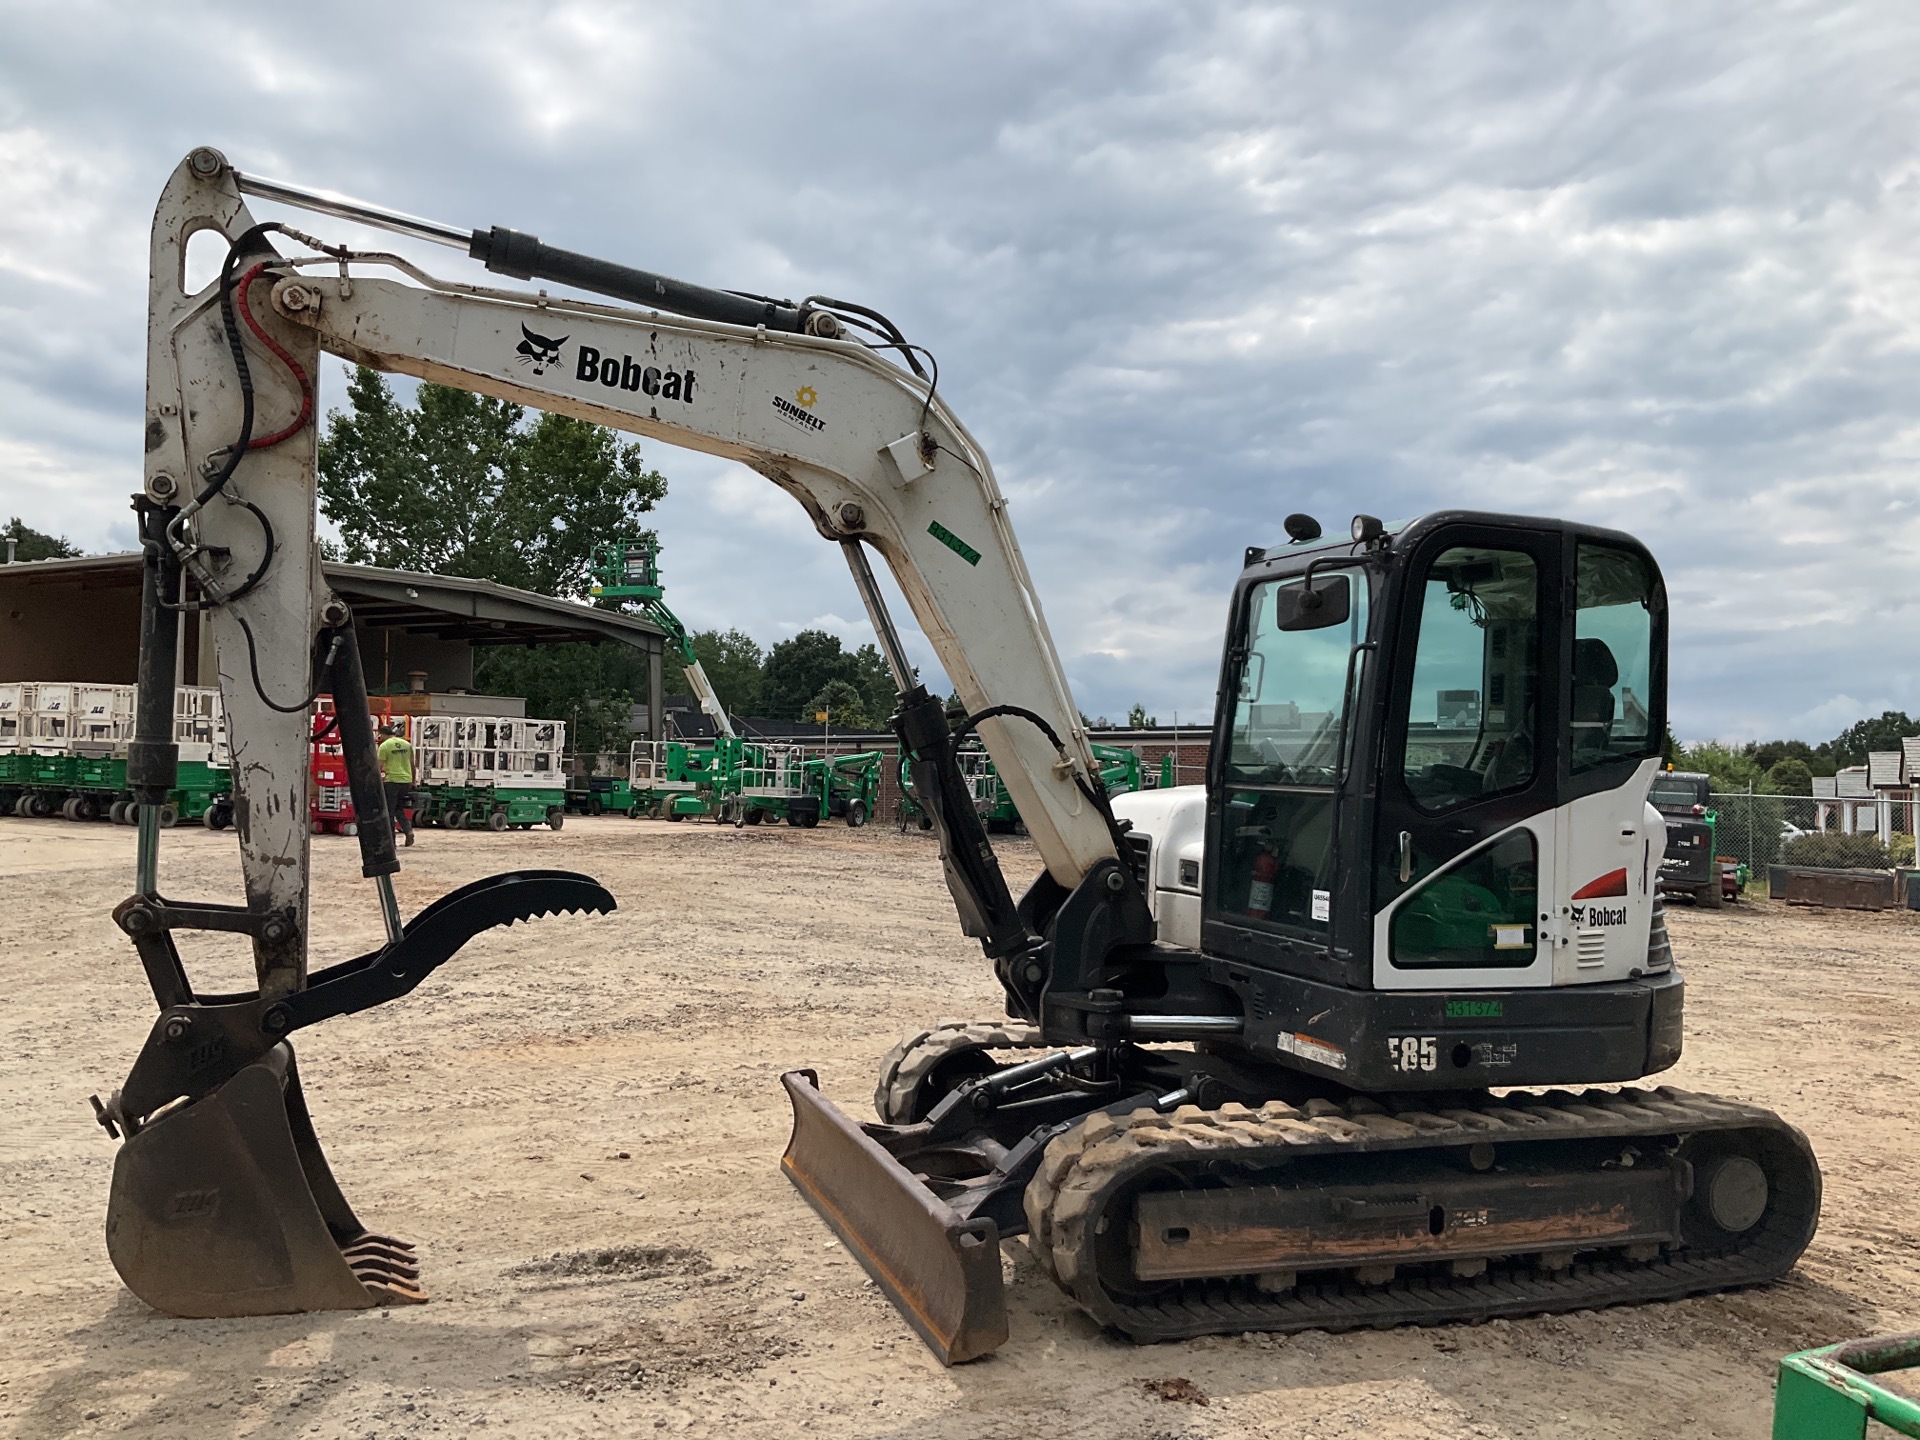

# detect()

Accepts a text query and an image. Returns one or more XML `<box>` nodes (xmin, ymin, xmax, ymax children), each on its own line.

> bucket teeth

<box><xmin>353</xmin><ymin>1261</ymin><xmax>424</xmax><ymax>1290</ymax></box>
<box><xmin>343</xmin><ymin>1251</ymin><xmax>420</xmax><ymax>1283</ymax></box>
<box><xmin>357</xmin><ymin>1270</ymin><xmax>428</xmax><ymax>1305</ymax></box>
<box><xmin>340</xmin><ymin>1233</ymin><xmax>417</xmax><ymax>1262</ymax></box>
<box><xmin>340</xmin><ymin>1233</ymin><xmax>425</xmax><ymax>1301</ymax></box>
<box><xmin>340</xmin><ymin>1234</ymin><xmax>420</xmax><ymax>1280</ymax></box>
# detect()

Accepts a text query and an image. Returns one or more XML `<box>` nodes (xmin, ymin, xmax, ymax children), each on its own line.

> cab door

<box><xmin>1204</xmin><ymin>563</ymin><xmax>1372</xmax><ymax>962</ymax></box>
<box><xmin>1371</xmin><ymin>525</ymin><xmax>1562</xmax><ymax>990</ymax></box>
<box><xmin>1551</xmin><ymin>537</ymin><xmax>1667</xmax><ymax>984</ymax></box>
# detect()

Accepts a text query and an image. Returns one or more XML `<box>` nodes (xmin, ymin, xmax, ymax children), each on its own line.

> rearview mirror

<box><xmin>1273</xmin><ymin>577</ymin><xmax>1351</xmax><ymax>632</ymax></box>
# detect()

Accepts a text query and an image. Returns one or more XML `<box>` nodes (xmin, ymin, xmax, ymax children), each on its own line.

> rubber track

<box><xmin>872</xmin><ymin>1019</ymin><xmax>1046</xmax><ymax>1124</ymax></box>
<box><xmin>1024</xmin><ymin>1085</ymin><xmax>1819</xmax><ymax>1342</ymax></box>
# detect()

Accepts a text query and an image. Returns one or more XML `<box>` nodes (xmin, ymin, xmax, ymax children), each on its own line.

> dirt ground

<box><xmin>3</xmin><ymin>814</ymin><xmax>1918</xmax><ymax>1439</ymax></box>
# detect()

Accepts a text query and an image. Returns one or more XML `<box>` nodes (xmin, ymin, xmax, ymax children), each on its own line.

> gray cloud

<box><xmin>3</xmin><ymin>1</ymin><xmax>1918</xmax><ymax>738</ymax></box>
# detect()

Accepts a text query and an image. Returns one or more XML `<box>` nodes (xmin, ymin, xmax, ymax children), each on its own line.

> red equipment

<box><xmin>1245</xmin><ymin>846</ymin><xmax>1279</xmax><ymax>920</ymax></box>
<box><xmin>309</xmin><ymin>697</ymin><xmax>404</xmax><ymax>837</ymax></box>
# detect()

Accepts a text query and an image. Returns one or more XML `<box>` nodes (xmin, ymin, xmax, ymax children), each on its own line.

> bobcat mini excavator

<box><xmin>100</xmin><ymin>148</ymin><xmax>1818</xmax><ymax>1360</ymax></box>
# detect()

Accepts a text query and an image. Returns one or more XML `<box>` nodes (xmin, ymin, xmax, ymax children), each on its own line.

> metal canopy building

<box><xmin>0</xmin><ymin>553</ymin><xmax>667</xmax><ymax>735</ymax></box>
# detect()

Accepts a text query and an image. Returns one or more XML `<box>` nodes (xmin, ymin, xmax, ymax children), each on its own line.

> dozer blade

<box><xmin>105</xmin><ymin>1044</ymin><xmax>423</xmax><ymax>1318</ymax></box>
<box><xmin>780</xmin><ymin>1069</ymin><xmax>1008</xmax><ymax>1364</ymax></box>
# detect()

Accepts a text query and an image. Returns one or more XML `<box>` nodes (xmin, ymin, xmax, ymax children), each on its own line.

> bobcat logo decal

<box><xmin>1569</xmin><ymin>902</ymin><xmax>1628</xmax><ymax>928</ymax></box>
<box><xmin>515</xmin><ymin>324</ymin><xmax>569</xmax><ymax>376</ymax></box>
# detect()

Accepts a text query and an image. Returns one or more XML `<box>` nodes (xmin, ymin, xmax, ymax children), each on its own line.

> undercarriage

<box><xmin>784</xmin><ymin>1024</ymin><xmax>1820</xmax><ymax>1362</ymax></box>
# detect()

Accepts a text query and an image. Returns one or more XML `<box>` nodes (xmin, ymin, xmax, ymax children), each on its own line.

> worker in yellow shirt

<box><xmin>376</xmin><ymin>723</ymin><xmax>416</xmax><ymax>847</ymax></box>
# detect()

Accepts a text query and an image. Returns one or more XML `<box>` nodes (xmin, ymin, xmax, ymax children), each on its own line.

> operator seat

<box><xmin>1482</xmin><ymin>698</ymin><xmax>1536</xmax><ymax>794</ymax></box>
<box><xmin>1570</xmin><ymin>638</ymin><xmax>1619</xmax><ymax>762</ymax></box>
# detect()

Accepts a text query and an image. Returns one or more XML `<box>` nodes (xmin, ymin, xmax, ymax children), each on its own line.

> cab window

<box><xmin>1226</xmin><ymin>570</ymin><xmax>1368</xmax><ymax>789</ymax></box>
<box><xmin>1571</xmin><ymin>544</ymin><xmax>1656</xmax><ymax>775</ymax></box>
<box><xmin>1399</xmin><ymin>547</ymin><xmax>1540</xmax><ymax>812</ymax></box>
<box><xmin>1220</xmin><ymin>789</ymin><xmax>1338</xmax><ymax>936</ymax></box>
<box><xmin>1221</xmin><ymin>568</ymin><xmax>1367</xmax><ymax>938</ymax></box>
<box><xmin>1390</xmin><ymin>829</ymin><xmax>1539</xmax><ymax>968</ymax></box>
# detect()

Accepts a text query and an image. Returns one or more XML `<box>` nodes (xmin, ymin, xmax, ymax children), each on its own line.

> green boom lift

<box><xmin>589</xmin><ymin>537</ymin><xmax>738</xmax><ymax>746</ymax></box>
<box><xmin>805</xmin><ymin>750</ymin><xmax>882</xmax><ymax>827</ymax></box>
<box><xmin>593</xmin><ymin>538</ymin><xmax>827</xmax><ymax>826</ymax></box>
<box><xmin>593</xmin><ymin>537</ymin><xmax>738</xmax><ymax>820</ymax></box>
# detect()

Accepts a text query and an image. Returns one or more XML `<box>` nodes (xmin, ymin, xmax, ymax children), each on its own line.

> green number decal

<box><xmin>928</xmin><ymin>521</ymin><xmax>981</xmax><ymax>566</ymax></box>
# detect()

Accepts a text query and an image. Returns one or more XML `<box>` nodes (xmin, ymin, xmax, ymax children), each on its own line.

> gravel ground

<box><xmin>3</xmin><ymin>813</ymin><xmax>1917</xmax><ymax>1439</ymax></box>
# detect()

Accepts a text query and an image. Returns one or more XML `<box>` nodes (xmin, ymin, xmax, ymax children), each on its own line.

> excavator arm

<box><xmin>105</xmin><ymin>148</ymin><xmax>1155</xmax><ymax>1339</ymax></box>
<box><xmin>150</xmin><ymin>150</ymin><xmax>1122</xmax><ymax>922</ymax></box>
<box><xmin>284</xmin><ymin>282</ymin><xmax>1115</xmax><ymax>878</ymax></box>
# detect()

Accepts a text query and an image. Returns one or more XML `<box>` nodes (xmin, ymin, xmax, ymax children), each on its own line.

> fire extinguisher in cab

<box><xmin>1246</xmin><ymin>846</ymin><xmax>1279</xmax><ymax>920</ymax></box>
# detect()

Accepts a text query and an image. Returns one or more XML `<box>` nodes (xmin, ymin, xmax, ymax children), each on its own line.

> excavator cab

<box><xmin>1195</xmin><ymin>509</ymin><xmax>1682</xmax><ymax>1090</ymax></box>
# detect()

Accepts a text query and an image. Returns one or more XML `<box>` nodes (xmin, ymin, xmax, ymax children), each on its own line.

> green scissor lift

<box><xmin>1774</xmin><ymin>1334</ymin><xmax>1920</xmax><ymax>1438</ymax></box>
<box><xmin>3</xmin><ymin>750</ymin><xmax>230</xmax><ymax>827</ymax></box>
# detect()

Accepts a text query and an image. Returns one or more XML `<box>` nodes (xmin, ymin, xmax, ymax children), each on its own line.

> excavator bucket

<box><xmin>101</xmin><ymin>869</ymin><xmax>615</xmax><ymax>1318</ymax></box>
<box><xmin>780</xmin><ymin>1069</ymin><xmax>1008</xmax><ymax>1364</ymax></box>
<box><xmin>105</xmin><ymin>1044</ymin><xmax>422</xmax><ymax>1318</ymax></box>
<box><xmin>105</xmin><ymin>1044</ymin><xmax>420</xmax><ymax>1328</ymax></box>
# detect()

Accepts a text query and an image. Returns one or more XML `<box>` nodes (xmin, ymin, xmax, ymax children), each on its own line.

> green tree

<box><xmin>757</xmin><ymin>628</ymin><xmax>905</xmax><ymax>723</ymax></box>
<box><xmin>1763</xmin><ymin>757</ymin><xmax>1814</xmax><ymax>795</ymax></box>
<box><xmin>1673</xmin><ymin>740</ymin><xmax>1766</xmax><ymax>792</ymax></box>
<box><xmin>848</xmin><ymin>643</ymin><xmax>899</xmax><ymax>724</ymax></box>
<box><xmin>688</xmin><ymin>628</ymin><xmax>765</xmax><ymax>716</ymax></box>
<box><xmin>319</xmin><ymin>367</ymin><xmax>669</xmax><ymax>750</ymax></box>
<box><xmin>1750</xmin><ymin>738</ymin><xmax>1817</xmax><ymax>773</ymax></box>
<box><xmin>805</xmin><ymin>677</ymin><xmax>870</xmax><ymax>729</ymax></box>
<box><xmin>1822</xmin><ymin>710</ymin><xmax>1917</xmax><ymax>769</ymax></box>
<box><xmin>1126</xmin><ymin>703</ymin><xmax>1158</xmax><ymax>728</ymax></box>
<box><xmin>2</xmin><ymin>517</ymin><xmax>80</xmax><ymax>561</ymax></box>
<box><xmin>318</xmin><ymin>367</ymin><xmax>667</xmax><ymax>598</ymax></box>
<box><xmin>762</xmin><ymin>630</ymin><xmax>849</xmax><ymax>721</ymax></box>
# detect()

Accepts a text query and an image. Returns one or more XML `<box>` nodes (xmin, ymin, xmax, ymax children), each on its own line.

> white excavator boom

<box><xmin>141</xmin><ymin>148</ymin><xmax>1115</xmax><ymax>983</ymax></box>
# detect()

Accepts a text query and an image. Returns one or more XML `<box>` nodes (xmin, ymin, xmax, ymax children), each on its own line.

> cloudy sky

<box><xmin>4</xmin><ymin>1</ymin><xmax>1918</xmax><ymax>741</ymax></box>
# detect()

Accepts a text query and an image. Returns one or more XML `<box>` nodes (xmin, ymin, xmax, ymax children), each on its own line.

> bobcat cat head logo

<box><xmin>515</xmin><ymin>324</ymin><xmax>569</xmax><ymax>375</ymax></box>
<box><xmin>1569</xmin><ymin>905</ymin><xmax>1586</xmax><ymax>924</ymax></box>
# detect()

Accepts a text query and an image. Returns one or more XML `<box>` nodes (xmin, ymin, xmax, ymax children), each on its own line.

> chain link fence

<box><xmin>1708</xmin><ymin>793</ymin><xmax>1915</xmax><ymax>875</ymax></box>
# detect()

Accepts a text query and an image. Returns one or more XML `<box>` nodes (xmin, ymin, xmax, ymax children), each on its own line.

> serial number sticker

<box><xmin>928</xmin><ymin>520</ymin><xmax>982</xmax><ymax>566</ymax></box>
<box><xmin>1492</xmin><ymin>925</ymin><xmax>1529</xmax><ymax>950</ymax></box>
<box><xmin>1275</xmin><ymin>1031</ymin><xmax>1347</xmax><ymax>1071</ymax></box>
<box><xmin>1445</xmin><ymin>999</ymin><xmax>1503</xmax><ymax>1019</ymax></box>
